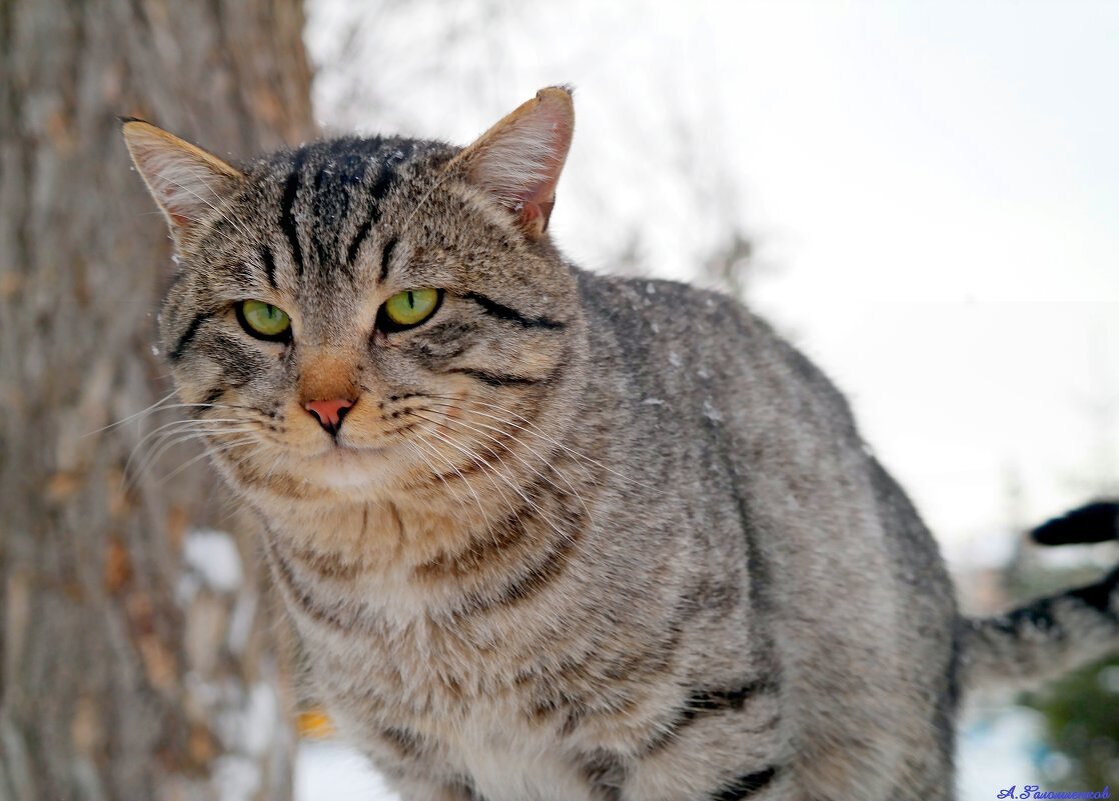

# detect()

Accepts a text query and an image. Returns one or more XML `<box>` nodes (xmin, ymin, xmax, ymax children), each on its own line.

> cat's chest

<box><xmin>440</xmin><ymin>706</ymin><xmax>599</xmax><ymax>801</ymax></box>
<box><xmin>300</xmin><ymin>599</ymin><xmax>608</xmax><ymax>800</ymax></box>
<box><xmin>316</xmin><ymin>629</ymin><xmax>604</xmax><ymax>801</ymax></box>
<box><xmin>270</xmin><ymin>523</ymin><xmax>623</xmax><ymax>800</ymax></box>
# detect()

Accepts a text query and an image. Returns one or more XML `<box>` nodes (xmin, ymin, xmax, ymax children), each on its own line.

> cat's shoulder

<box><xmin>574</xmin><ymin>267</ymin><xmax>857</xmax><ymax>425</ymax></box>
<box><xmin>574</xmin><ymin>269</ymin><xmax>758</xmax><ymax>333</ymax></box>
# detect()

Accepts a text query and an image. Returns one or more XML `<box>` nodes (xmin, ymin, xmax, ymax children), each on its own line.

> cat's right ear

<box><xmin>452</xmin><ymin>87</ymin><xmax>575</xmax><ymax>240</ymax></box>
<box><xmin>121</xmin><ymin>119</ymin><xmax>243</xmax><ymax>240</ymax></box>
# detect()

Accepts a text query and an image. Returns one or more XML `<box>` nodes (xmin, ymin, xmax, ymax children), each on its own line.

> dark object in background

<box><xmin>1032</xmin><ymin>502</ymin><xmax>1119</xmax><ymax>546</ymax></box>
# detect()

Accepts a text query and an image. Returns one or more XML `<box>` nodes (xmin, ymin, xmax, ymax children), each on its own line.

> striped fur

<box><xmin>124</xmin><ymin>89</ymin><xmax>1119</xmax><ymax>801</ymax></box>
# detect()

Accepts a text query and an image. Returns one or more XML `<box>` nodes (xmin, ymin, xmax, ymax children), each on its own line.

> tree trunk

<box><xmin>0</xmin><ymin>3</ymin><xmax>314</xmax><ymax>800</ymax></box>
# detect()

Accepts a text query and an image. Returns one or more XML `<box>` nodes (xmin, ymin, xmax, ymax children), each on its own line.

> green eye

<box><xmin>382</xmin><ymin>288</ymin><xmax>441</xmax><ymax>329</ymax></box>
<box><xmin>237</xmin><ymin>300</ymin><xmax>291</xmax><ymax>340</ymax></box>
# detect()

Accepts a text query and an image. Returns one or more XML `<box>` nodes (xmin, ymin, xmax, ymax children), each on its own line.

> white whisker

<box><xmin>406</xmin><ymin>410</ymin><xmax>572</xmax><ymax>543</ymax></box>
<box><xmin>127</xmin><ymin>425</ymin><xmax>260</xmax><ymax>484</ymax></box>
<box><xmin>157</xmin><ymin>437</ymin><xmax>258</xmax><ymax>485</ymax></box>
<box><xmin>425</xmin><ymin>394</ymin><xmax>668</xmax><ymax>497</ymax></box>
<box><xmin>408</xmin><ymin>413</ymin><xmax>524</xmax><ymax>523</ymax></box>
<box><xmin>406</xmin><ymin>429</ymin><xmax>490</xmax><ymax>525</ymax></box>
<box><xmin>126</xmin><ymin>418</ymin><xmax>257</xmax><ymax>470</ymax></box>
<box><xmin>82</xmin><ymin>391</ymin><xmax>178</xmax><ymax>436</ymax></box>
<box><xmin>84</xmin><ymin>398</ymin><xmax>256</xmax><ymax>438</ymax></box>
<box><xmin>414</xmin><ymin>405</ymin><xmax>594</xmax><ymax>525</ymax></box>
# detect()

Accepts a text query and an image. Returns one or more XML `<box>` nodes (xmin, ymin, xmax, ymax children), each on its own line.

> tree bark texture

<box><xmin>0</xmin><ymin>2</ymin><xmax>314</xmax><ymax>800</ymax></box>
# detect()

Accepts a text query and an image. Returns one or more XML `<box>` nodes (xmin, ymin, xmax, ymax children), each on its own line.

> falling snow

<box><xmin>702</xmin><ymin>399</ymin><xmax>723</xmax><ymax>422</ymax></box>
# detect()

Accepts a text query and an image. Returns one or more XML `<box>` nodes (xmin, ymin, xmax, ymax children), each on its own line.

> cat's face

<box><xmin>125</xmin><ymin>89</ymin><xmax>585</xmax><ymax>509</ymax></box>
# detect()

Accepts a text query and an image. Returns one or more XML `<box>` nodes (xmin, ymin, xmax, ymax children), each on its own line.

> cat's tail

<box><xmin>959</xmin><ymin>501</ymin><xmax>1119</xmax><ymax>691</ymax></box>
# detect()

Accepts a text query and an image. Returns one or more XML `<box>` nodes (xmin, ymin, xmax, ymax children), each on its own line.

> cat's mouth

<box><xmin>301</xmin><ymin>441</ymin><xmax>402</xmax><ymax>491</ymax></box>
<box><xmin>320</xmin><ymin>442</ymin><xmax>392</xmax><ymax>459</ymax></box>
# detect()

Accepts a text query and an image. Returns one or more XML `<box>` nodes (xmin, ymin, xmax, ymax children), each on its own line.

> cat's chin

<box><xmin>305</xmin><ymin>444</ymin><xmax>400</xmax><ymax>490</ymax></box>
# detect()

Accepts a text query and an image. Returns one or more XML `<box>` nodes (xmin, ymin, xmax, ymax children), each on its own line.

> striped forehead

<box><xmin>261</xmin><ymin>137</ymin><xmax>434</xmax><ymax>294</ymax></box>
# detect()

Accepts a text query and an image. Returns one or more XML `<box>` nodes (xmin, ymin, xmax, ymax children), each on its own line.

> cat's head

<box><xmin>123</xmin><ymin>88</ymin><xmax>587</xmax><ymax>512</ymax></box>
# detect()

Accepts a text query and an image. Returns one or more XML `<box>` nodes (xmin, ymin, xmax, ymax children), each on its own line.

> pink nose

<box><xmin>304</xmin><ymin>398</ymin><xmax>354</xmax><ymax>435</ymax></box>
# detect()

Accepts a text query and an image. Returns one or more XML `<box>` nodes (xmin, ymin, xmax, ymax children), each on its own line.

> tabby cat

<box><xmin>122</xmin><ymin>88</ymin><xmax>1119</xmax><ymax>801</ymax></box>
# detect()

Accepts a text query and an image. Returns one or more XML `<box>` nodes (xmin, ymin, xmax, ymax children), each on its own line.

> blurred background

<box><xmin>2</xmin><ymin>1</ymin><xmax>1117</xmax><ymax>800</ymax></box>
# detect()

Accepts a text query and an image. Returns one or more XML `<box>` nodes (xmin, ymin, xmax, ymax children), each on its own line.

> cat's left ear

<box><xmin>121</xmin><ymin>119</ymin><xmax>244</xmax><ymax>241</ymax></box>
<box><xmin>453</xmin><ymin>86</ymin><xmax>575</xmax><ymax>240</ymax></box>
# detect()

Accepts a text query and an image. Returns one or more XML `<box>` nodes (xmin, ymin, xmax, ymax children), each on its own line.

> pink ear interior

<box><xmin>459</xmin><ymin>87</ymin><xmax>575</xmax><ymax>238</ymax></box>
<box><xmin>122</xmin><ymin>121</ymin><xmax>242</xmax><ymax>235</ymax></box>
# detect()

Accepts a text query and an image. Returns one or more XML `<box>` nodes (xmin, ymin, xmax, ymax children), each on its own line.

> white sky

<box><xmin>306</xmin><ymin>0</ymin><xmax>1119</xmax><ymax>561</ymax></box>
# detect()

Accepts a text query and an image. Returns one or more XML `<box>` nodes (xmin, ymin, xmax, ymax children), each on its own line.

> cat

<box><xmin>122</xmin><ymin>87</ymin><xmax>1119</xmax><ymax>801</ymax></box>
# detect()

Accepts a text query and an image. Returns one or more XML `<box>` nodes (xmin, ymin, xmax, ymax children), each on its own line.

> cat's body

<box><xmin>265</xmin><ymin>274</ymin><xmax>956</xmax><ymax>801</ymax></box>
<box><xmin>123</xmin><ymin>88</ymin><xmax>1119</xmax><ymax>801</ymax></box>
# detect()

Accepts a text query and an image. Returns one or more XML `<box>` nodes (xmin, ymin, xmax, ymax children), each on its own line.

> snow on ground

<box><xmin>957</xmin><ymin>701</ymin><xmax>1043</xmax><ymax>801</ymax></box>
<box><xmin>181</xmin><ymin>528</ymin><xmax>244</xmax><ymax>596</ymax></box>
<box><xmin>296</xmin><ymin>741</ymin><xmax>398</xmax><ymax>801</ymax></box>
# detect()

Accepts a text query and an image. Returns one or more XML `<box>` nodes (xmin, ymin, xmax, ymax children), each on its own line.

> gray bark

<box><xmin>0</xmin><ymin>2</ymin><xmax>314</xmax><ymax>800</ymax></box>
